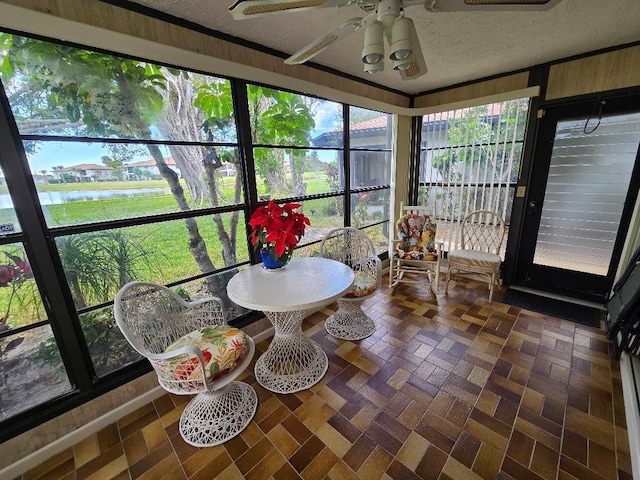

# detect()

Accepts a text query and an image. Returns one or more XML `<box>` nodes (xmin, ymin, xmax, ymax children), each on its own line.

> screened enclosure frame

<box><xmin>0</xmin><ymin>28</ymin><xmax>394</xmax><ymax>441</ymax></box>
<box><xmin>414</xmin><ymin>98</ymin><xmax>532</xmax><ymax>257</ymax></box>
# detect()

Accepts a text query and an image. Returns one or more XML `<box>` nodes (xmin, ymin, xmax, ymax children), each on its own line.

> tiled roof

<box><xmin>128</xmin><ymin>157</ymin><xmax>177</xmax><ymax>167</ymax></box>
<box><xmin>349</xmin><ymin>116</ymin><xmax>388</xmax><ymax>131</ymax></box>
<box><xmin>60</xmin><ymin>163</ymin><xmax>111</xmax><ymax>171</ymax></box>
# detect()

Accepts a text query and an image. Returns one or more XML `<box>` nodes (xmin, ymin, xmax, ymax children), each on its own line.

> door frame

<box><xmin>510</xmin><ymin>94</ymin><xmax>640</xmax><ymax>302</ymax></box>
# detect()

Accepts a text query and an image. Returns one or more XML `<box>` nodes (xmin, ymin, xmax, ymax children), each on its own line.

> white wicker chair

<box><xmin>445</xmin><ymin>210</ymin><xmax>506</xmax><ymax>303</ymax></box>
<box><xmin>114</xmin><ymin>281</ymin><xmax>257</xmax><ymax>447</ymax></box>
<box><xmin>320</xmin><ymin>227</ymin><xmax>381</xmax><ymax>340</ymax></box>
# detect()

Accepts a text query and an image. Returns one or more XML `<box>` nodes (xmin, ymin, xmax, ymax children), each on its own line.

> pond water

<box><xmin>0</xmin><ymin>187</ymin><xmax>171</xmax><ymax>208</ymax></box>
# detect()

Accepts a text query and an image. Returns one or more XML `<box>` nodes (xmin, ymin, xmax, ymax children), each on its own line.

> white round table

<box><xmin>227</xmin><ymin>257</ymin><xmax>355</xmax><ymax>393</ymax></box>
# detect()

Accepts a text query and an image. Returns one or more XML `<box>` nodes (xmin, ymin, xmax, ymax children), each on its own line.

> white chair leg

<box><xmin>488</xmin><ymin>272</ymin><xmax>495</xmax><ymax>303</ymax></box>
<box><xmin>390</xmin><ymin>262</ymin><xmax>402</xmax><ymax>288</ymax></box>
<box><xmin>389</xmin><ymin>261</ymin><xmax>400</xmax><ymax>288</ymax></box>
<box><xmin>445</xmin><ymin>267</ymin><xmax>451</xmax><ymax>294</ymax></box>
<box><xmin>325</xmin><ymin>298</ymin><xmax>376</xmax><ymax>341</ymax></box>
<box><xmin>179</xmin><ymin>381</ymin><xmax>257</xmax><ymax>447</ymax></box>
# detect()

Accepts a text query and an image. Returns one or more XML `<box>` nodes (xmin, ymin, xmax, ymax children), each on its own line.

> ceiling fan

<box><xmin>229</xmin><ymin>0</ymin><xmax>562</xmax><ymax>81</ymax></box>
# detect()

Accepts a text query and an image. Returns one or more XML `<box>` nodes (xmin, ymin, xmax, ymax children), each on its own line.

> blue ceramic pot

<box><xmin>261</xmin><ymin>250</ymin><xmax>284</xmax><ymax>270</ymax></box>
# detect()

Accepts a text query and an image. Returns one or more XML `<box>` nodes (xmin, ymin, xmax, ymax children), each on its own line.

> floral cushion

<box><xmin>394</xmin><ymin>213</ymin><xmax>437</xmax><ymax>260</ymax></box>
<box><xmin>344</xmin><ymin>270</ymin><xmax>377</xmax><ymax>298</ymax></box>
<box><xmin>164</xmin><ymin>325</ymin><xmax>248</xmax><ymax>382</ymax></box>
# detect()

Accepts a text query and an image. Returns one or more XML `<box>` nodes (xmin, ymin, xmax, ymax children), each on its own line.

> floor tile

<box><xmin>15</xmin><ymin>276</ymin><xmax>629</xmax><ymax>480</ymax></box>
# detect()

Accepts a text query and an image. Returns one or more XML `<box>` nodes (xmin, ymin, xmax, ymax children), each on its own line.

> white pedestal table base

<box><xmin>325</xmin><ymin>298</ymin><xmax>376</xmax><ymax>341</ymax></box>
<box><xmin>255</xmin><ymin>310</ymin><xmax>328</xmax><ymax>394</ymax></box>
<box><xmin>179</xmin><ymin>381</ymin><xmax>258</xmax><ymax>447</ymax></box>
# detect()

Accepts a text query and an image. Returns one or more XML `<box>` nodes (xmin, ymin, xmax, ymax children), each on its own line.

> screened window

<box><xmin>0</xmin><ymin>33</ymin><xmax>248</xmax><ymax>400</ymax></box>
<box><xmin>419</xmin><ymin>98</ymin><xmax>530</xmax><ymax>252</ymax></box>
<box><xmin>349</xmin><ymin>107</ymin><xmax>392</xmax><ymax>256</ymax></box>
<box><xmin>248</xmin><ymin>85</ymin><xmax>346</xmax><ymax>250</ymax></box>
<box><xmin>0</xmin><ymin>239</ymin><xmax>73</xmax><ymax>421</ymax></box>
<box><xmin>19</xmin><ymin>142</ymin><xmax>244</xmax><ymax>227</ymax></box>
<box><xmin>0</xmin><ymin>31</ymin><xmax>393</xmax><ymax>440</ymax></box>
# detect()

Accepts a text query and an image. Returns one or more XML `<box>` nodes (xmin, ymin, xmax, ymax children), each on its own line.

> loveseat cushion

<box><xmin>165</xmin><ymin>325</ymin><xmax>248</xmax><ymax>382</ymax></box>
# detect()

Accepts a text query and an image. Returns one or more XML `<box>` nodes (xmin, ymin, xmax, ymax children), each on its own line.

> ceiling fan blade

<box><xmin>400</xmin><ymin>18</ymin><xmax>427</xmax><ymax>81</ymax></box>
<box><xmin>284</xmin><ymin>17</ymin><xmax>365</xmax><ymax>65</ymax></box>
<box><xmin>424</xmin><ymin>0</ymin><xmax>563</xmax><ymax>12</ymax></box>
<box><xmin>230</xmin><ymin>0</ymin><xmax>349</xmax><ymax>20</ymax></box>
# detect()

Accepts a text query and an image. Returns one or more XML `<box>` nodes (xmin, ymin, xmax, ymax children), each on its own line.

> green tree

<box><xmin>0</xmin><ymin>34</ymin><xmax>221</xmax><ymax>296</ymax></box>
<box><xmin>264</xmin><ymin>92</ymin><xmax>316</xmax><ymax>197</ymax></box>
<box><xmin>51</xmin><ymin>165</ymin><xmax>65</xmax><ymax>183</ymax></box>
<box><xmin>430</xmin><ymin>100</ymin><xmax>527</xmax><ymax>219</ymax></box>
<box><xmin>324</xmin><ymin>160</ymin><xmax>343</xmax><ymax>216</ymax></box>
<box><xmin>304</xmin><ymin>151</ymin><xmax>323</xmax><ymax>173</ymax></box>
<box><xmin>56</xmin><ymin>231</ymin><xmax>157</xmax><ymax>309</ymax></box>
<box><xmin>101</xmin><ymin>155</ymin><xmax>122</xmax><ymax>181</ymax></box>
<box><xmin>239</xmin><ymin>86</ymin><xmax>315</xmax><ymax>196</ymax></box>
<box><xmin>194</xmin><ymin>80</ymin><xmax>244</xmax><ymax>269</ymax></box>
<box><xmin>195</xmin><ymin>83</ymin><xmax>318</xmax><ymax>261</ymax></box>
<box><xmin>1</xmin><ymin>33</ymin><xmax>321</xmax><ymax>308</ymax></box>
<box><xmin>349</xmin><ymin>107</ymin><xmax>384</xmax><ymax>125</ymax></box>
<box><xmin>101</xmin><ymin>155</ymin><xmax>120</xmax><ymax>169</ymax></box>
<box><xmin>157</xmin><ymin>69</ymin><xmax>209</xmax><ymax>203</ymax></box>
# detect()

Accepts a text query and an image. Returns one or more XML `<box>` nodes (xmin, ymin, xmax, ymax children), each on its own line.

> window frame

<box><xmin>0</xmin><ymin>30</ymin><xmax>393</xmax><ymax>441</ymax></box>
<box><xmin>416</xmin><ymin>99</ymin><xmax>531</xmax><ymax>254</ymax></box>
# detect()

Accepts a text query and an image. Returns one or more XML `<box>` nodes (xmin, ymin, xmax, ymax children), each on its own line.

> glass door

<box><xmin>515</xmin><ymin>97</ymin><xmax>640</xmax><ymax>302</ymax></box>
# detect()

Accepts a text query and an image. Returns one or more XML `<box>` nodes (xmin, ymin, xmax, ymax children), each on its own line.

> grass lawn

<box><xmin>0</xmin><ymin>172</ymin><xmax>357</xmax><ymax>325</ymax></box>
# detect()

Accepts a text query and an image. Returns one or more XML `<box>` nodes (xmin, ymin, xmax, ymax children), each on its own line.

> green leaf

<box><xmin>0</xmin><ymin>55</ymin><xmax>13</xmax><ymax>78</ymax></box>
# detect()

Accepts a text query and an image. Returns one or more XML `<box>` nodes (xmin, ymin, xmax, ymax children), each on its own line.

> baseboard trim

<box><xmin>507</xmin><ymin>285</ymin><xmax>606</xmax><ymax>310</ymax></box>
<box><xmin>253</xmin><ymin>326</ymin><xmax>274</xmax><ymax>344</ymax></box>
<box><xmin>0</xmin><ymin>386</ymin><xmax>165</xmax><ymax>480</ymax></box>
<box><xmin>620</xmin><ymin>352</ymin><xmax>640</xmax><ymax>480</ymax></box>
<box><xmin>0</xmin><ymin>330</ymin><xmax>276</xmax><ymax>480</ymax></box>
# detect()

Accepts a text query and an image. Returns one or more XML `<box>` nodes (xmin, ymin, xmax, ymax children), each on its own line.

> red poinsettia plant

<box><xmin>248</xmin><ymin>200</ymin><xmax>310</xmax><ymax>263</ymax></box>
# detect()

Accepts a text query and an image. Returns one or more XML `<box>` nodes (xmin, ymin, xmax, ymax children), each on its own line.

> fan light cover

<box><xmin>362</xmin><ymin>21</ymin><xmax>384</xmax><ymax>64</ymax></box>
<box><xmin>389</xmin><ymin>16</ymin><xmax>412</xmax><ymax>61</ymax></box>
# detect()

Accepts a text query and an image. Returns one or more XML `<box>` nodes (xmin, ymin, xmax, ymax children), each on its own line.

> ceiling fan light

<box><xmin>393</xmin><ymin>48</ymin><xmax>411</xmax><ymax>60</ymax></box>
<box><xmin>392</xmin><ymin>52</ymin><xmax>413</xmax><ymax>71</ymax></box>
<box><xmin>363</xmin><ymin>52</ymin><xmax>383</xmax><ymax>64</ymax></box>
<box><xmin>389</xmin><ymin>16</ymin><xmax>413</xmax><ymax>62</ymax></box>
<box><xmin>376</xmin><ymin>0</ymin><xmax>401</xmax><ymax>26</ymax></box>
<box><xmin>362</xmin><ymin>21</ymin><xmax>384</xmax><ymax>64</ymax></box>
<box><xmin>364</xmin><ymin>59</ymin><xmax>384</xmax><ymax>74</ymax></box>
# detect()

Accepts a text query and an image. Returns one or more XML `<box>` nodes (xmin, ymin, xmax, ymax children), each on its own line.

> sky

<box><xmin>27</xmin><ymin>142</ymin><xmax>116</xmax><ymax>173</ymax></box>
<box><xmin>25</xmin><ymin>101</ymin><xmax>343</xmax><ymax>173</ymax></box>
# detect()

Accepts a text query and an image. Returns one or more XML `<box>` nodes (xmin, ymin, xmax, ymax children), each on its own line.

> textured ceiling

<box><xmin>126</xmin><ymin>0</ymin><xmax>640</xmax><ymax>95</ymax></box>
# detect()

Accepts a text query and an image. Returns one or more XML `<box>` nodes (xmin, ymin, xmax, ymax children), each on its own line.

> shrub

<box><xmin>37</xmin><ymin>308</ymin><xmax>140</xmax><ymax>375</ymax></box>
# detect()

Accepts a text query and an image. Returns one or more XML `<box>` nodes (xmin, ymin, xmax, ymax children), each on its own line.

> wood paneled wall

<box><xmin>392</xmin><ymin>115</ymin><xmax>412</xmax><ymax>210</ymax></box>
<box><xmin>1</xmin><ymin>0</ymin><xmax>638</xmax><ymax>112</ymax></box>
<box><xmin>0</xmin><ymin>0</ymin><xmax>410</xmax><ymax>111</ymax></box>
<box><xmin>546</xmin><ymin>44</ymin><xmax>640</xmax><ymax>100</ymax></box>
<box><xmin>412</xmin><ymin>72</ymin><xmax>530</xmax><ymax>109</ymax></box>
<box><xmin>413</xmin><ymin>45</ymin><xmax>640</xmax><ymax>110</ymax></box>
